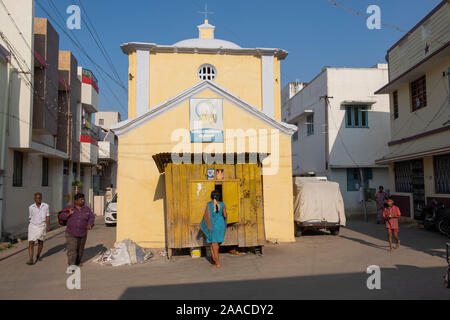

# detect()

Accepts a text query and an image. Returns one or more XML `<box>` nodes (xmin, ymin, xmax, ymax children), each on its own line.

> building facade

<box><xmin>112</xmin><ymin>20</ymin><xmax>297</xmax><ymax>249</ymax></box>
<box><xmin>0</xmin><ymin>0</ymin><xmax>101</xmax><ymax>239</ymax></box>
<box><xmin>376</xmin><ymin>0</ymin><xmax>450</xmax><ymax>219</ymax></box>
<box><xmin>282</xmin><ymin>65</ymin><xmax>391</xmax><ymax>216</ymax></box>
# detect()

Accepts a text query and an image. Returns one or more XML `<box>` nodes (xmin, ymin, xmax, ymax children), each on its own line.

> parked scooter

<box><xmin>438</xmin><ymin>211</ymin><xmax>450</xmax><ymax>237</ymax></box>
<box><xmin>419</xmin><ymin>199</ymin><xmax>447</xmax><ymax>231</ymax></box>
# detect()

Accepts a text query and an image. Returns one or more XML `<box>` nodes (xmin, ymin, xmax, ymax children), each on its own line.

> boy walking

<box><xmin>383</xmin><ymin>198</ymin><xmax>401</xmax><ymax>252</ymax></box>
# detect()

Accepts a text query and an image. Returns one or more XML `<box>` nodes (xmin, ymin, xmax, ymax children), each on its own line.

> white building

<box><xmin>282</xmin><ymin>64</ymin><xmax>391</xmax><ymax>215</ymax></box>
<box><xmin>0</xmin><ymin>0</ymin><xmax>102</xmax><ymax>239</ymax></box>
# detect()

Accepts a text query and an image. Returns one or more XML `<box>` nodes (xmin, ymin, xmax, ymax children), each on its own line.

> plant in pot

<box><xmin>72</xmin><ymin>181</ymin><xmax>84</xmax><ymax>195</ymax></box>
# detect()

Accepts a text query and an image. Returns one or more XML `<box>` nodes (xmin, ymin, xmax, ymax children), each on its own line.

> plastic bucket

<box><xmin>190</xmin><ymin>248</ymin><xmax>201</xmax><ymax>259</ymax></box>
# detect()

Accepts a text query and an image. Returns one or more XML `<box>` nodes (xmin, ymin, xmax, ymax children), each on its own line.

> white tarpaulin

<box><xmin>293</xmin><ymin>178</ymin><xmax>346</xmax><ymax>226</ymax></box>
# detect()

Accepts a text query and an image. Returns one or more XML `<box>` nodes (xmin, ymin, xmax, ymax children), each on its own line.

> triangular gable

<box><xmin>111</xmin><ymin>80</ymin><xmax>298</xmax><ymax>137</ymax></box>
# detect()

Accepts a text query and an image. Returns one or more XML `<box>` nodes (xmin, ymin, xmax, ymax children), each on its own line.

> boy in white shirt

<box><xmin>27</xmin><ymin>193</ymin><xmax>50</xmax><ymax>265</ymax></box>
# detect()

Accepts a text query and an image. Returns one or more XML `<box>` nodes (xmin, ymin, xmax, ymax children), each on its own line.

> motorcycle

<box><xmin>418</xmin><ymin>200</ymin><xmax>450</xmax><ymax>237</ymax></box>
<box><xmin>438</xmin><ymin>211</ymin><xmax>450</xmax><ymax>237</ymax></box>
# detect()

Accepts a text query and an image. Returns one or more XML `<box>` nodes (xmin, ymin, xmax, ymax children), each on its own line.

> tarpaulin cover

<box><xmin>293</xmin><ymin>178</ymin><xmax>346</xmax><ymax>226</ymax></box>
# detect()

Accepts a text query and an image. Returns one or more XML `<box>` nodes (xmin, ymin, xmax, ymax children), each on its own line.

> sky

<box><xmin>35</xmin><ymin>0</ymin><xmax>443</xmax><ymax>121</ymax></box>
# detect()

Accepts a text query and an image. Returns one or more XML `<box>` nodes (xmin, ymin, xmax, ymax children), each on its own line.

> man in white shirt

<box><xmin>27</xmin><ymin>193</ymin><xmax>50</xmax><ymax>265</ymax></box>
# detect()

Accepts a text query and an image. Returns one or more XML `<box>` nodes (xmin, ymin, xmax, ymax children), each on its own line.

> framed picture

<box><xmin>207</xmin><ymin>169</ymin><xmax>215</xmax><ymax>180</ymax></box>
<box><xmin>190</xmin><ymin>98</ymin><xmax>224</xmax><ymax>143</ymax></box>
<box><xmin>216</xmin><ymin>169</ymin><xmax>224</xmax><ymax>180</ymax></box>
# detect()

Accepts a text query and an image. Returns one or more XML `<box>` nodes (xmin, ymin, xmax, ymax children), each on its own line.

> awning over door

<box><xmin>152</xmin><ymin>153</ymin><xmax>270</xmax><ymax>174</ymax></box>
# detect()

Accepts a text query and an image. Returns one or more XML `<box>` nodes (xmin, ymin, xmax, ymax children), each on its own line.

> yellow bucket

<box><xmin>190</xmin><ymin>248</ymin><xmax>201</xmax><ymax>258</ymax></box>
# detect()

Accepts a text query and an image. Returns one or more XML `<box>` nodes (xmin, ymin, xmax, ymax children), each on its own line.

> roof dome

<box><xmin>173</xmin><ymin>20</ymin><xmax>241</xmax><ymax>49</ymax></box>
<box><xmin>174</xmin><ymin>38</ymin><xmax>241</xmax><ymax>49</ymax></box>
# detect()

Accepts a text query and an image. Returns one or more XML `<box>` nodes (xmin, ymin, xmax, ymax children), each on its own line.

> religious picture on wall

<box><xmin>216</xmin><ymin>169</ymin><xmax>224</xmax><ymax>180</ymax></box>
<box><xmin>207</xmin><ymin>169</ymin><xmax>215</xmax><ymax>180</ymax></box>
<box><xmin>190</xmin><ymin>98</ymin><xmax>224</xmax><ymax>143</ymax></box>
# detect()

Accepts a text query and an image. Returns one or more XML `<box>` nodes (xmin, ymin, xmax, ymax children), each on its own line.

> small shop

<box><xmin>153</xmin><ymin>154</ymin><xmax>267</xmax><ymax>254</ymax></box>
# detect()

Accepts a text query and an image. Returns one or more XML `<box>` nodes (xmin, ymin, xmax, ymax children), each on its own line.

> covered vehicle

<box><xmin>293</xmin><ymin>177</ymin><xmax>346</xmax><ymax>236</ymax></box>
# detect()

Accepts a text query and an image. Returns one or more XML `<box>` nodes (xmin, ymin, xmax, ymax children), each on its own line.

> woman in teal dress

<box><xmin>200</xmin><ymin>191</ymin><xmax>227</xmax><ymax>268</ymax></box>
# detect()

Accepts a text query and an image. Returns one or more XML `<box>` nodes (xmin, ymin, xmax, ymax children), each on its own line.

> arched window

<box><xmin>197</xmin><ymin>64</ymin><xmax>217</xmax><ymax>81</ymax></box>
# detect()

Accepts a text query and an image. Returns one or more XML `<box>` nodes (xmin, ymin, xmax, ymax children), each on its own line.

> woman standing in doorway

<box><xmin>200</xmin><ymin>191</ymin><xmax>227</xmax><ymax>268</ymax></box>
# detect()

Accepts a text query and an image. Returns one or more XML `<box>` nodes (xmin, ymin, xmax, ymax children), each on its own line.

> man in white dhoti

<box><xmin>27</xmin><ymin>193</ymin><xmax>50</xmax><ymax>265</ymax></box>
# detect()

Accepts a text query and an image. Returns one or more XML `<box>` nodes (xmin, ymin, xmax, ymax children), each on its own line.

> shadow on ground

<box><xmin>119</xmin><ymin>265</ymin><xmax>450</xmax><ymax>300</ymax></box>
<box><xmin>345</xmin><ymin>217</ymin><xmax>449</xmax><ymax>259</ymax></box>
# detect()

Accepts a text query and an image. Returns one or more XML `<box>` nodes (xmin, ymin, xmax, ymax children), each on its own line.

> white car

<box><xmin>105</xmin><ymin>193</ymin><xmax>117</xmax><ymax>226</ymax></box>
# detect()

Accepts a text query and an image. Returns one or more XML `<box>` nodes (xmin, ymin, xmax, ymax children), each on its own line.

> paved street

<box><xmin>0</xmin><ymin>217</ymin><xmax>449</xmax><ymax>300</ymax></box>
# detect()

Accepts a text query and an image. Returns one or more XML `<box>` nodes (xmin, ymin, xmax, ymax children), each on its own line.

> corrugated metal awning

<box><xmin>152</xmin><ymin>153</ymin><xmax>269</xmax><ymax>174</ymax></box>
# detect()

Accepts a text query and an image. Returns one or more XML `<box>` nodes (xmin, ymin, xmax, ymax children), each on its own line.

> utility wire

<box><xmin>40</xmin><ymin>0</ymin><xmax>128</xmax><ymax>115</ymax></box>
<box><xmin>324</xmin><ymin>0</ymin><xmax>446</xmax><ymax>47</ymax></box>
<box><xmin>35</xmin><ymin>0</ymin><xmax>127</xmax><ymax>93</ymax></box>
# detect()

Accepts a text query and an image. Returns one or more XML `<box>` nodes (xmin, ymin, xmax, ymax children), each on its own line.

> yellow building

<box><xmin>112</xmin><ymin>20</ymin><xmax>297</xmax><ymax>251</ymax></box>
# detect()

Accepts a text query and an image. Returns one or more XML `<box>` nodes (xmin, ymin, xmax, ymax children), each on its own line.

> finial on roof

<box><xmin>198</xmin><ymin>3</ymin><xmax>214</xmax><ymax>22</ymax></box>
<box><xmin>197</xmin><ymin>4</ymin><xmax>215</xmax><ymax>39</ymax></box>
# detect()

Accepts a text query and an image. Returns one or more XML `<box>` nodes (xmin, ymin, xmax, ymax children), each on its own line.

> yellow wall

<box><xmin>127</xmin><ymin>51</ymin><xmax>283</xmax><ymax>121</ymax></box>
<box><xmin>116</xmin><ymin>88</ymin><xmax>295</xmax><ymax>248</ymax></box>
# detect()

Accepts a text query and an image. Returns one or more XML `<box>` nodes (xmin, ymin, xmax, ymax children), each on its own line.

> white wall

<box><xmin>0</xmin><ymin>0</ymin><xmax>34</xmax><ymax>150</ymax></box>
<box><xmin>3</xmin><ymin>150</ymin><xmax>64</xmax><ymax>237</ymax></box>
<box><xmin>330</xmin><ymin>167</ymin><xmax>389</xmax><ymax>216</ymax></box>
<box><xmin>326</xmin><ymin>66</ymin><xmax>391</xmax><ymax>167</ymax></box>
<box><xmin>283</xmin><ymin>70</ymin><xmax>328</xmax><ymax>176</ymax></box>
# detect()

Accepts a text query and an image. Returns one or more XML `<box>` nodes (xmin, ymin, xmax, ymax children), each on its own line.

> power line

<box><xmin>73</xmin><ymin>0</ymin><xmax>126</xmax><ymax>89</ymax></box>
<box><xmin>324</xmin><ymin>0</ymin><xmax>446</xmax><ymax>47</ymax></box>
<box><xmin>38</xmin><ymin>0</ymin><xmax>128</xmax><ymax>115</ymax></box>
<box><xmin>35</xmin><ymin>0</ymin><xmax>127</xmax><ymax>94</ymax></box>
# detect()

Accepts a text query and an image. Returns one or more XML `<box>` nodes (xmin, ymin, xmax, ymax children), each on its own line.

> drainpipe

<box><xmin>0</xmin><ymin>61</ymin><xmax>11</xmax><ymax>239</ymax></box>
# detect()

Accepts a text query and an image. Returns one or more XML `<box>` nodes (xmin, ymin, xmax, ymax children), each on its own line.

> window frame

<box><xmin>410</xmin><ymin>75</ymin><xmax>427</xmax><ymax>112</ymax></box>
<box><xmin>307</xmin><ymin>114</ymin><xmax>314</xmax><ymax>136</ymax></box>
<box><xmin>393</xmin><ymin>91</ymin><xmax>399</xmax><ymax>119</ymax></box>
<box><xmin>42</xmin><ymin>157</ymin><xmax>49</xmax><ymax>187</ymax></box>
<box><xmin>434</xmin><ymin>154</ymin><xmax>450</xmax><ymax>194</ymax></box>
<box><xmin>347</xmin><ymin>168</ymin><xmax>373</xmax><ymax>192</ymax></box>
<box><xmin>345</xmin><ymin>105</ymin><xmax>369</xmax><ymax>128</ymax></box>
<box><xmin>13</xmin><ymin>151</ymin><xmax>23</xmax><ymax>187</ymax></box>
<box><xmin>197</xmin><ymin>64</ymin><xmax>217</xmax><ymax>81</ymax></box>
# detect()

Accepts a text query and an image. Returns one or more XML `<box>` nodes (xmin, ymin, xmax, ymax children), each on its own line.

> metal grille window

<box><xmin>307</xmin><ymin>115</ymin><xmax>314</xmax><ymax>136</ymax></box>
<box><xmin>197</xmin><ymin>64</ymin><xmax>217</xmax><ymax>81</ymax></box>
<box><xmin>434</xmin><ymin>154</ymin><xmax>450</xmax><ymax>194</ymax></box>
<box><xmin>411</xmin><ymin>75</ymin><xmax>427</xmax><ymax>111</ymax></box>
<box><xmin>393</xmin><ymin>91</ymin><xmax>399</xmax><ymax>119</ymax></box>
<box><xmin>395</xmin><ymin>161</ymin><xmax>413</xmax><ymax>193</ymax></box>
<box><xmin>13</xmin><ymin>151</ymin><xmax>23</xmax><ymax>187</ymax></box>
<box><xmin>42</xmin><ymin>157</ymin><xmax>49</xmax><ymax>187</ymax></box>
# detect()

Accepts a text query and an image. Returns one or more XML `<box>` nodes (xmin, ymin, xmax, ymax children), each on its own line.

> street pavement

<box><xmin>0</xmin><ymin>216</ymin><xmax>449</xmax><ymax>300</ymax></box>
